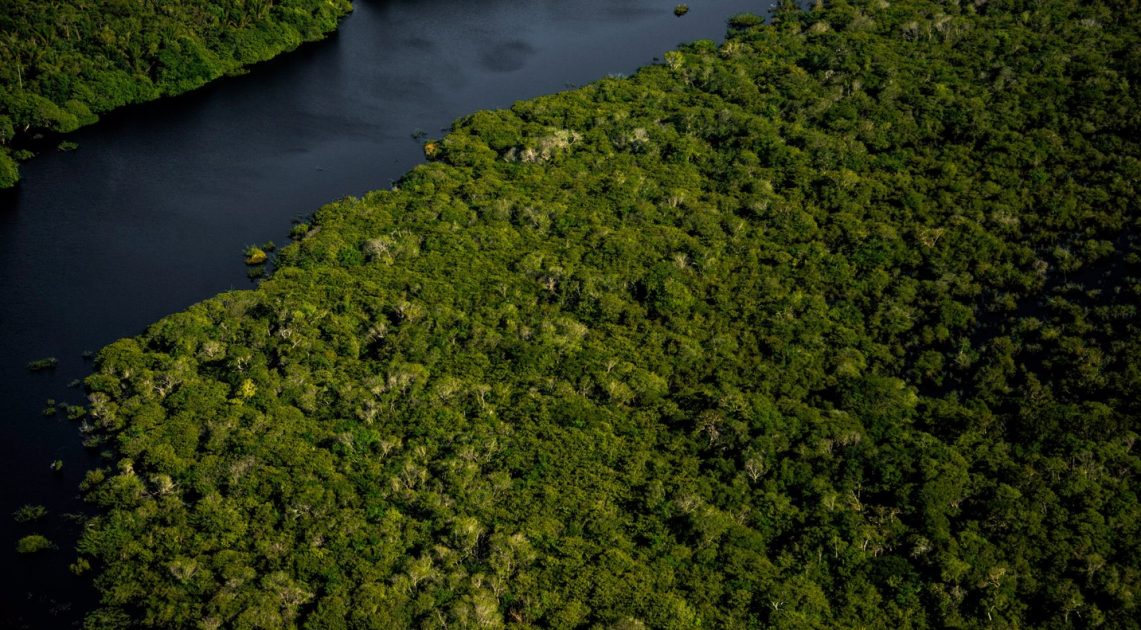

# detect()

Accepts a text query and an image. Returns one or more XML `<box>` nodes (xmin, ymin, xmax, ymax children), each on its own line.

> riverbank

<box><xmin>0</xmin><ymin>0</ymin><xmax>353</xmax><ymax>188</ymax></box>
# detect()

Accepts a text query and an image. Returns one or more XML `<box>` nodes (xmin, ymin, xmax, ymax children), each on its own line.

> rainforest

<box><xmin>5</xmin><ymin>0</ymin><xmax>1140</xmax><ymax>627</ymax></box>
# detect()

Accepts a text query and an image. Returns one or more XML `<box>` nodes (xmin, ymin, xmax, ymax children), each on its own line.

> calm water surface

<box><xmin>0</xmin><ymin>0</ymin><xmax>775</xmax><ymax>624</ymax></box>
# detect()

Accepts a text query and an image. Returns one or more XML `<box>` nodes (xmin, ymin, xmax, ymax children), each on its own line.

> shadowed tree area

<box><xmin>74</xmin><ymin>0</ymin><xmax>1138</xmax><ymax>627</ymax></box>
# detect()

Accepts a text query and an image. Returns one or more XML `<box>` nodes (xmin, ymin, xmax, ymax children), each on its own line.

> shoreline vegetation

<box><xmin>47</xmin><ymin>0</ymin><xmax>1141</xmax><ymax>627</ymax></box>
<box><xmin>0</xmin><ymin>0</ymin><xmax>353</xmax><ymax>189</ymax></box>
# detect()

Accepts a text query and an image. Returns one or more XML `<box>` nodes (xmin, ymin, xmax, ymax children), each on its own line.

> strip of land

<box><xmin>0</xmin><ymin>0</ymin><xmax>353</xmax><ymax>188</ymax></box>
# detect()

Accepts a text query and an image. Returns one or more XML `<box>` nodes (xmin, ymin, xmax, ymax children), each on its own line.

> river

<box><xmin>0</xmin><ymin>0</ymin><xmax>773</xmax><ymax>625</ymax></box>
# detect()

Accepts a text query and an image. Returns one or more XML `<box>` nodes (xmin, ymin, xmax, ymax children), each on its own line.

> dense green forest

<box><xmin>72</xmin><ymin>0</ymin><xmax>1138</xmax><ymax>627</ymax></box>
<box><xmin>0</xmin><ymin>0</ymin><xmax>352</xmax><ymax>188</ymax></box>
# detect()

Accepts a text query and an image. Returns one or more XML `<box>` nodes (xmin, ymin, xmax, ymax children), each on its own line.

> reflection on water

<box><xmin>480</xmin><ymin>40</ymin><xmax>537</xmax><ymax>73</ymax></box>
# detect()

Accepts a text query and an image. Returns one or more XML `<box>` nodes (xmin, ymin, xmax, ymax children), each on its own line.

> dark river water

<box><xmin>0</xmin><ymin>0</ymin><xmax>772</xmax><ymax>624</ymax></box>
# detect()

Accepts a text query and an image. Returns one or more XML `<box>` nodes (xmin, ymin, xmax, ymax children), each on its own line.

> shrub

<box><xmin>26</xmin><ymin>357</ymin><xmax>58</xmax><ymax>371</ymax></box>
<box><xmin>16</xmin><ymin>534</ymin><xmax>55</xmax><ymax>553</ymax></box>
<box><xmin>12</xmin><ymin>505</ymin><xmax>47</xmax><ymax>523</ymax></box>
<box><xmin>244</xmin><ymin>246</ymin><xmax>268</xmax><ymax>265</ymax></box>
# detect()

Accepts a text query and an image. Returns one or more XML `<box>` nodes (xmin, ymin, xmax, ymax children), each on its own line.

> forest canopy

<box><xmin>0</xmin><ymin>0</ymin><xmax>352</xmax><ymax>188</ymax></box>
<box><xmin>75</xmin><ymin>0</ymin><xmax>1139</xmax><ymax>627</ymax></box>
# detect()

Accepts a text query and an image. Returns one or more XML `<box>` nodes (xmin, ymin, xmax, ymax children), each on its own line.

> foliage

<box><xmin>26</xmin><ymin>357</ymin><xmax>58</xmax><ymax>371</ymax></box>
<box><xmin>77</xmin><ymin>0</ymin><xmax>1139</xmax><ymax>628</ymax></box>
<box><xmin>12</xmin><ymin>504</ymin><xmax>48</xmax><ymax>523</ymax></box>
<box><xmin>0</xmin><ymin>148</ymin><xmax>17</xmax><ymax>188</ymax></box>
<box><xmin>0</xmin><ymin>0</ymin><xmax>352</xmax><ymax>188</ymax></box>
<box><xmin>16</xmin><ymin>534</ymin><xmax>55</xmax><ymax>553</ymax></box>
<box><xmin>245</xmin><ymin>246</ymin><xmax>269</xmax><ymax>266</ymax></box>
